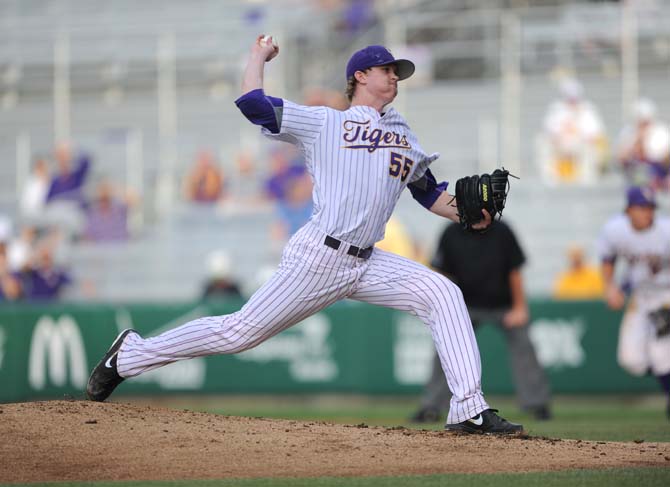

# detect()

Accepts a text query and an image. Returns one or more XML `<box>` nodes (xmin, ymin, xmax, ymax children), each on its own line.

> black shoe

<box><xmin>409</xmin><ymin>407</ymin><xmax>442</xmax><ymax>423</ymax></box>
<box><xmin>444</xmin><ymin>408</ymin><xmax>524</xmax><ymax>435</ymax></box>
<box><xmin>86</xmin><ymin>329</ymin><xmax>137</xmax><ymax>402</ymax></box>
<box><xmin>528</xmin><ymin>405</ymin><xmax>552</xmax><ymax>421</ymax></box>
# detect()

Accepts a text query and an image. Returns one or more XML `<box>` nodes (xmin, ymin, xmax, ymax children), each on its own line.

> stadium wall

<box><xmin>0</xmin><ymin>300</ymin><xmax>657</xmax><ymax>403</ymax></box>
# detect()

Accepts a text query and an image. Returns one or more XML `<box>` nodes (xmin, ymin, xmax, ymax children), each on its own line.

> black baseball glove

<box><xmin>649</xmin><ymin>306</ymin><xmax>670</xmax><ymax>338</ymax></box>
<box><xmin>454</xmin><ymin>168</ymin><xmax>512</xmax><ymax>232</ymax></box>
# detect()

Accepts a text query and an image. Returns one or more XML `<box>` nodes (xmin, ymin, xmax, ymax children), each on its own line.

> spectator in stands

<box><xmin>333</xmin><ymin>0</ymin><xmax>378</xmax><ymax>40</ymax></box>
<box><xmin>262</xmin><ymin>145</ymin><xmax>314</xmax><ymax>248</ymax></box>
<box><xmin>553</xmin><ymin>244</ymin><xmax>605</xmax><ymax>300</ymax></box>
<box><xmin>46</xmin><ymin>142</ymin><xmax>91</xmax><ymax>206</ymax></box>
<box><xmin>0</xmin><ymin>243</ymin><xmax>21</xmax><ymax>302</ymax></box>
<box><xmin>7</xmin><ymin>225</ymin><xmax>38</xmax><ymax>272</ymax></box>
<box><xmin>617</xmin><ymin>98</ymin><xmax>670</xmax><ymax>191</ymax></box>
<box><xmin>263</xmin><ymin>145</ymin><xmax>306</xmax><ymax>202</ymax></box>
<box><xmin>16</xmin><ymin>244</ymin><xmax>71</xmax><ymax>300</ymax></box>
<box><xmin>84</xmin><ymin>180</ymin><xmax>132</xmax><ymax>242</ymax></box>
<box><xmin>201</xmin><ymin>250</ymin><xmax>243</xmax><ymax>300</ymax></box>
<box><xmin>537</xmin><ymin>78</ymin><xmax>607</xmax><ymax>185</ymax></box>
<box><xmin>183</xmin><ymin>150</ymin><xmax>225</xmax><ymax>203</ymax></box>
<box><xmin>19</xmin><ymin>156</ymin><xmax>50</xmax><ymax>219</ymax></box>
<box><xmin>0</xmin><ymin>215</ymin><xmax>11</xmax><ymax>245</ymax></box>
<box><xmin>40</xmin><ymin>143</ymin><xmax>91</xmax><ymax>238</ymax></box>
<box><xmin>271</xmin><ymin>169</ymin><xmax>313</xmax><ymax>244</ymax></box>
<box><xmin>410</xmin><ymin>220</ymin><xmax>551</xmax><ymax>423</ymax></box>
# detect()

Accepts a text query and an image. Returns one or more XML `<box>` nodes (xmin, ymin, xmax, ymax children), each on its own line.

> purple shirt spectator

<box><xmin>85</xmin><ymin>201</ymin><xmax>129</xmax><ymax>242</ymax></box>
<box><xmin>46</xmin><ymin>154</ymin><xmax>91</xmax><ymax>206</ymax></box>
<box><xmin>85</xmin><ymin>180</ymin><xmax>130</xmax><ymax>242</ymax></box>
<box><xmin>264</xmin><ymin>164</ymin><xmax>307</xmax><ymax>202</ymax></box>
<box><xmin>19</xmin><ymin>268</ymin><xmax>71</xmax><ymax>300</ymax></box>
<box><xmin>343</xmin><ymin>0</ymin><xmax>376</xmax><ymax>33</ymax></box>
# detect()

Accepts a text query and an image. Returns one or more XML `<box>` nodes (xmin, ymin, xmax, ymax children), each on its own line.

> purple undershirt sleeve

<box><xmin>408</xmin><ymin>169</ymin><xmax>448</xmax><ymax>209</ymax></box>
<box><xmin>234</xmin><ymin>89</ymin><xmax>283</xmax><ymax>134</ymax></box>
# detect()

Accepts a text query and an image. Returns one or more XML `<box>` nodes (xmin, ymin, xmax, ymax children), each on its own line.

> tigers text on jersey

<box><xmin>598</xmin><ymin>214</ymin><xmax>670</xmax><ymax>292</ymax></box>
<box><xmin>263</xmin><ymin>101</ymin><xmax>439</xmax><ymax>248</ymax></box>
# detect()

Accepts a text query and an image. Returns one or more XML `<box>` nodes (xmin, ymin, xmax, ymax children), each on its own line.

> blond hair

<box><xmin>345</xmin><ymin>68</ymin><xmax>369</xmax><ymax>102</ymax></box>
<box><xmin>345</xmin><ymin>76</ymin><xmax>358</xmax><ymax>102</ymax></box>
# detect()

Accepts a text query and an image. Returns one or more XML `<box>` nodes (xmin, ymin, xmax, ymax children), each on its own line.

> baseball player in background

<box><xmin>87</xmin><ymin>35</ymin><xmax>523</xmax><ymax>434</ymax></box>
<box><xmin>599</xmin><ymin>186</ymin><xmax>670</xmax><ymax>420</ymax></box>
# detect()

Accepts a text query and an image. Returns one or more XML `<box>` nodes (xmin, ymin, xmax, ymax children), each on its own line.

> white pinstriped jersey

<box><xmin>263</xmin><ymin>101</ymin><xmax>439</xmax><ymax>248</ymax></box>
<box><xmin>599</xmin><ymin>214</ymin><xmax>670</xmax><ymax>378</ymax></box>
<box><xmin>598</xmin><ymin>214</ymin><xmax>670</xmax><ymax>293</ymax></box>
<box><xmin>110</xmin><ymin>96</ymin><xmax>491</xmax><ymax>425</ymax></box>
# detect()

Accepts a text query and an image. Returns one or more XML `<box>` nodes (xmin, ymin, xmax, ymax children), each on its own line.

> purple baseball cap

<box><xmin>346</xmin><ymin>45</ymin><xmax>415</xmax><ymax>81</ymax></box>
<box><xmin>626</xmin><ymin>186</ymin><xmax>656</xmax><ymax>208</ymax></box>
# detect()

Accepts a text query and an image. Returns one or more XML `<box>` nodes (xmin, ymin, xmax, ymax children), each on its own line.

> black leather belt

<box><xmin>324</xmin><ymin>235</ymin><xmax>373</xmax><ymax>260</ymax></box>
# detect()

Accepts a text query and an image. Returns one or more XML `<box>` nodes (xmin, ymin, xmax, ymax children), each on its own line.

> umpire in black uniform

<box><xmin>410</xmin><ymin>220</ymin><xmax>552</xmax><ymax>422</ymax></box>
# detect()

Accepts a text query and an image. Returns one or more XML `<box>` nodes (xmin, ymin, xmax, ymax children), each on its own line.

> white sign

<box><xmin>529</xmin><ymin>318</ymin><xmax>586</xmax><ymax>369</ymax></box>
<box><xmin>129</xmin><ymin>358</ymin><xmax>207</xmax><ymax>389</ymax></box>
<box><xmin>28</xmin><ymin>315</ymin><xmax>88</xmax><ymax>390</ymax></box>
<box><xmin>237</xmin><ymin>314</ymin><xmax>338</xmax><ymax>382</ymax></box>
<box><xmin>393</xmin><ymin>314</ymin><xmax>434</xmax><ymax>385</ymax></box>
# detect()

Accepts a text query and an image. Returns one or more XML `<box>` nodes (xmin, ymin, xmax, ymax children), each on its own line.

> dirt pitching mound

<box><xmin>1</xmin><ymin>400</ymin><xmax>668</xmax><ymax>483</ymax></box>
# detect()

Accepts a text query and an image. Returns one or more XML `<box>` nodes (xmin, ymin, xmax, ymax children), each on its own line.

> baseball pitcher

<box><xmin>87</xmin><ymin>36</ymin><xmax>522</xmax><ymax>434</ymax></box>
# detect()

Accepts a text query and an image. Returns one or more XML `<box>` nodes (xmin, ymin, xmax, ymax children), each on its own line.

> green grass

<box><xmin>3</xmin><ymin>468</ymin><xmax>670</xmax><ymax>487</ymax></box>
<box><xmin>146</xmin><ymin>394</ymin><xmax>670</xmax><ymax>443</ymax></box>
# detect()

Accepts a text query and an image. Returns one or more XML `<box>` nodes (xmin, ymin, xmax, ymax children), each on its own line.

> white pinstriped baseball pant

<box><xmin>117</xmin><ymin>222</ymin><xmax>489</xmax><ymax>423</ymax></box>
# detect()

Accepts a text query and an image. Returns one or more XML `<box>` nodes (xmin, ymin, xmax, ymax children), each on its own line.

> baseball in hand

<box><xmin>258</xmin><ymin>35</ymin><xmax>279</xmax><ymax>62</ymax></box>
<box><xmin>260</xmin><ymin>35</ymin><xmax>278</xmax><ymax>49</ymax></box>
